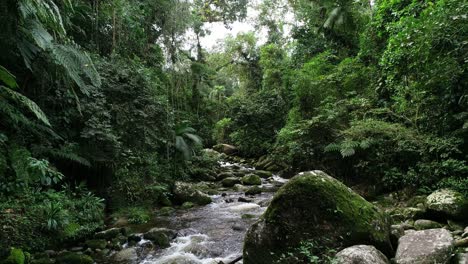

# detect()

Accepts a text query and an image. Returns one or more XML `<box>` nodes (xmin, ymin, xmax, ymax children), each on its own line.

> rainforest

<box><xmin>0</xmin><ymin>0</ymin><xmax>467</xmax><ymax>263</ymax></box>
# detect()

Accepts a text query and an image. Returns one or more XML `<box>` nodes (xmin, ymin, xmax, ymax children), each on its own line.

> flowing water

<box><xmin>135</xmin><ymin>162</ymin><xmax>287</xmax><ymax>264</ymax></box>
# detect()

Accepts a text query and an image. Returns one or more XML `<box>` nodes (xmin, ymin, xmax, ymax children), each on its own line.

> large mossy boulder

<box><xmin>243</xmin><ymin>171</ymin><xmax>393</xmax><ymax>264</ymax></box>
<box><xmin>221</xmin><ymin>177</ymin><xmax>241</xmax><ymax>187</ymax></box>
<box><xmin>173</xmin><ymin>182</ymin><xmax>212</xmax><ymax>205</ymax></box>
<box><xmin>426</xmin><ymin>189</ymin><xmax>468</xmax><ymax>222</ymax></box>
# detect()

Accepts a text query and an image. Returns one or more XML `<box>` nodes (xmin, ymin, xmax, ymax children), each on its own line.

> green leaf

<box><xmin>0</xmin><ymin>66</ymin><xmax>18</xmax><ymax>88</ymax></box>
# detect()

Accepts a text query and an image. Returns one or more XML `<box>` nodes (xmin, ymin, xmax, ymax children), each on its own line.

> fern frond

<box><xmin>324</xmin><ymin>143</ymin><xmax>341</xmax><ymax>153</ymax></box>
<box><xmin>1</xmin><ymin>85</ymin><xmax>51</xmax><ymax>126</ymax></box>
<box><xmin>0</xmin><ymin>66</ymin><xmax>18</xmax><ymax>88</ymax></box>
<box><xmin>32</xmin><ymin>145</ymin><xmax>91</xmax><ymax>167</ymax></box>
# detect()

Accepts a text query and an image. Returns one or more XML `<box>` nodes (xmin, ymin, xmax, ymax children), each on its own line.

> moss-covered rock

<box><xmin>254</xmin><ymin>170</ymin><xmax>272</xmax><ymax>179</ymax></box>
<box><xmin>85</xmin><ymin>239</ymin><xmax>107</xmax><ymax>250</ymax></box>
<box><xmin>241</xmin><ymin>174</ymin><xmax>261</xmax><ymax>186</ymax></box>
<box><xmin>221</xmin><ymin>177</ymin><xmax>241</xmax><ymax>187</ymax></box>
<box><xmin>243</xmin><ymin>171</ymin><xmax>393</xmax><ymax>264</ymax></box>
<box><xmin>245</xmin><ymin>186</ymin><xmax>262</xmax><ymax>195</ymax></box>
<box><xmin>94</xmin><ymin>228</ymin><xmax>123</xmax><ymax>240</ymax></box>
<box><xmin>426</xmin><ymin>189</ymin><xmax>468</xmax><ymax>222</ymax></box>
<box><xmin>173</xmin><ymin>182</ymin><xmax>212</xmax><ymax>205</ymax></box>
<box><xmin>181</xmin><ymin>202</ymin><xmax>195</xmax><ymax>209</ymax></box>
<box><xmin>413</xmin><ymin>219</ymin><xmax>442</xmax><ymax>230</ymax></box>
<box><xmin>2</xmin><ymin>248</ymin><xmax>25</xmax><ymax>264</ymax></box>
<box><xmin>30</xmin><ymin>258</ymin><xmax>53</xmax><ymax>264</ymax></box>
<box><xmin>143</xmin><ymin>228</ymin><xmax>174</xmax><ymax>248</ymax></box>
<box><xmin>55</xmin><ymin>252</ymin><xmax>93</xmax><ymax>264</ymax></box>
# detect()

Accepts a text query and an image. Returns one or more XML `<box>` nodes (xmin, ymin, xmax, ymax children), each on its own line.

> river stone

<box><xmin>217</xmin><ymin>172</ymin><xmax>235</xmax><ymax>180</ymax></box>
<box><xmin>241</xmin><ymin>174</ymin><xmax>261</xmax><ymax>186</ymax></box>
<box><xmin>213</xmin><ymin>144</ymin><xmax>237</xmax><ymax>155</ymax></box>
<box><xmin>426</xmin><ymin>189</ymin><xmax>468</xmax><ymax>221</ymax></box>
<box><xmin>395</xmin><ymin>228</ymin><xmax>453</xmax><ymax>264</ymax></box>
<box><xmin>173</xmin><ymin>181</ymin><xmax>212</xmax><ymax>205</ymax></box>
<box><xmin>143</xmin><ymin>228</ymin><xmax>175</xmax><ymax>248</ymax></box>
<box><xmin>221</xmin><ymin>177</ymin><xmax>241</xmax><ymax>187</ymax></box>
<box><xmin>245</xmin><ymin>186</ymin><xmax>262</xmax><ymax>195</ymax></box>
<box><xmin>414</xmin><ymin>219</ymin><xmax>442</xmax><ymax>230</ymax></box>
<box><xmin>112</xmin><ymin>248</ymin><xmax>137</xmax><ymax>264</ymax></box>
<box><xmin>454</xmin><ymin>237</ymin><xmax>468</xmax><ymax>247</ymax></box>
<box><xmin>335</xmin><ymin>245</ymin><xmax>390</xmax><ymax>264</ymax></box>
<box><xmin>254</xmin><ymin>170</ymin><xmax>273</xmax><ymax>179</ymax></box>
<box><xmin>243</xmin><ymin>171</ymin><xmax>393</xmax><ymax>264</ymax></box>
<box><xmin>85</xmin><ymin>239</ymin><xmax>107</xmax><ymax>250</ymax></box>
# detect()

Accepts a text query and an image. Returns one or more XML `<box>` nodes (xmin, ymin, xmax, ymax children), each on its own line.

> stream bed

<box><xmin>134</xmin><ymin>162</ymin><xmax>286</xmax><ymax>264</ymax></box>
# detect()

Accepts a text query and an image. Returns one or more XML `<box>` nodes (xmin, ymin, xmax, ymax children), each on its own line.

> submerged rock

<box><xmin>426</xmin><ymin>189</ymin><xmax>468</xmax><ymax>221</ymax></box>
<box><xmin>395</xmin><ymin>228</ymin><xmax>453</xmax><ymax>264</ymax></box>
<box><xmin>173</xmin><ymin>181</ymin><xmax>212</xmax><ymax>205</ymax></box>
<box><xmin>335</xmin><ymin>245</ymin><xmax>389</xmax><ymax>264</ymax></box>
<box><xmin>243</xmin><ymin>171</ymin><xmax>393</xmax><ymax>264</ymax></box>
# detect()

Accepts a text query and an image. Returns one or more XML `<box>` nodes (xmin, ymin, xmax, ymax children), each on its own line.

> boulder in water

<box><xmin>426</xmin><ymin>189</ymin><xmax>468</xmax><ymax>221</ymax></box>
<box><xmin>243</xmin><ymin>171</ymin><xmax>393</xmax><ymax>264</ymax></box>
<box><xmin>245</xmin><ymin>186</ymin><xmax>262</xmax><ymax>195</ymax></box>
<box><xmin>335</xmin><ymin>245</ymin><xmax>390</xmax><ymax>264</ymax></box>
<box><xmin>143</xmin><ymin>228</ymin><xmax>175</xmax><ymax>248</ymax></box>
<box><xmin>254</xmin><ymin>170</ymin><xmax>273</xmax><ymax>179</ymax></box>
<box><xmin>173</xmin><ymin>182</ymin><xmax>212</xmax><ymax>205</ymax></box>
<box><xmin>241</xmin><ymin>174</ymin><xmax>261</xmax><ymax>186</ymax></box>
<box><xmin>112</xmin><ymin>248</ymin><xmax>137</xmax><ymax>264</ymax></box>
<box><xmin>221</xmin><ymin>177</ymin><xmax>241</xmax><ymax>187</ymax></box>
<box><xmin>395</xmin><ymin>228</ymin><xmax>453</xmax><ymax>264</ymax></box>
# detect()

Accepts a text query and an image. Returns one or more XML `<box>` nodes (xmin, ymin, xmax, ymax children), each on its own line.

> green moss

<box><xmin>181</xmin><ymin>202</ymin><xmax>195</xmax><ymax>209</ymax></box>
<box><xmin>2</xmin><ymin>248</ymin><xmax>25</xmax><ymax>264</ymax></box>
<box><xmin>245</xmin><ymin>186</ymin><xmax>262</xmax><ymax>195</ymax></box>
<box><xmin>244</xmin><ymin>171</ymin><xmax>392</xmax><ymax>264</ymax></box>
<box><xmin>241</xmin><ymin>174</ymin><xmax>261</xmax><ymax>185</ymax></box>
<box><xmin>85</xmin><ymin>239</ymin><xmax>107</xmax><ymax>250</ymax></box>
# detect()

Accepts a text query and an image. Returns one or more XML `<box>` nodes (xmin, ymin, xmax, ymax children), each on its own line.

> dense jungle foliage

<box><xmin>0</xmin><ymin>0</ymin><xmax>466</xmax><ymax>257</ymax></box>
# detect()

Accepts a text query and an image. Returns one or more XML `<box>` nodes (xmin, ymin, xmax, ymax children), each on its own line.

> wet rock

<box><xmin>233</xmin><ymin>184</ymin><xmax>248</xmax><ymax>192</ymax></box>
<box><xmin>143</xmin><ymin>228</ymin><xmax>175</xmax><ymax>248</ymax></box>
<box><xmin>447</xmin><ymin>220</ymin><xmax>464</xmax><ymax>231</ymax></box>
<box><xmin>213</xmin><ymin>144</ymin><xmax>238</xmax><ymax>155</ymax></box>
<box><xmin>238</xmin><ymin>197</ymin><xmax>253</xmax><ymax>203</ymax></box>
<box><xmin>254</xmin><ymin>170</ymin><xmax>273</xmax><ymax>179</ymax></box>
<box><xmin>221</xmin><ymin>177</ymin><xmax>241</xmax><ymax>187</ymax></box>
<box><xmin>70</xmin><ymin>247</ymin><xmax>83</xmax><ymax>252</ymax></box>
<box><xmin>217</xmin><ymin>172</ymin><xmax>235</xmax><ymax>180</ymax></box>
<box><xmin>56</xmin><ymin>252</ymin><xmax>93</xmax><ymax>264</ymax></box>
<box><xmin>85</xmin><ymin>239</ymin><xmax>107</xmax><ymax>250</ymax></box>
<box><xmin>112</xmin><ymin>248</ymin><xmax>137</xmax><ymax>264</ymax></box>
<box><xmin>225</xmin><ymin>198</ymin><xmax>235</xmax><ymax>203</ymax></box>
<box><xmin>414</xmin><ymin>219</ymin><xmax>442</xmax><ymax>230</ymax></box>
<box><xmin>395</xmin><ymin>228</ymin><xmax>453</xmax><ymax>264</ymax></box>
<box><xmin>128</xmin><ymin>234</ymin><xmax>141</xmax><ymax>243</ymax></box>
<box><xmin>426</xmin><ymin>189</ymin><xmax>468</xmax><ymax>221</ymax></box>
<box><xmin>173</xmin><ymin>181</ymin><xmax>212</xmax><ymax>205</ymax></box>
<box><xmin>241</xmin><ymin>174</ymin><xmax>261</xmax><ymax>186</ymax></box>
<box><xmin>95</xmin><ymin>227</ymin><xmax>123</xmax><ymax>240</ymax></box>
<box><xmin>390</xmin><ymin>207</ymin><xmax>426</xmax><ymax>222</ymax></box>
<box><xmin>335</xmin><ymin>245</ymin><xmax>390</xmax><ymax>264</ymax></box>
<box><xmin>243</xmin><ymin>171</ymin><xmax>393</xmax><ymax>264</ymax></box>
<box><xmin>232</xmin><ymin>224</ymin><xmax>245</xmax><ymax>231</ymax></box>
<box><xmin>245</xmin><ymin>186</ymin><xmax>262</xmax><ymax>195</ymax></box>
